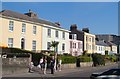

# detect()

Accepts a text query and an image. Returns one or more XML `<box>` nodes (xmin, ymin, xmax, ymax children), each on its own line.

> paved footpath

<box><xmin>2</xmin><ymin>63</ymin><xmax>118</xmax><ymax>78</ymax></box>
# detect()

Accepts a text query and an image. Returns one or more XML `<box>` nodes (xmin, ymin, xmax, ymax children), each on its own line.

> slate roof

<box><xmin>0</xmin><ymin>10</ymin><xmax>62</xmax><ymax>28</ymax></box>
<box><xmin>96</xmin><ymin>41</ymin><xmax>108</xmax><ymax>46</ymax></box>
<box><xmin>106</xmin><ymin>41</ymin><xmax>117</xmax><ymax>46</ymax></box>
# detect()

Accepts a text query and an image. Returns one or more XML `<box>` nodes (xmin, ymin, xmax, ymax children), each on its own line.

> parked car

<box><xmin>90</xmin><ymin>68</ymin><xmax>120</xmax><ymax>79</ymax></box>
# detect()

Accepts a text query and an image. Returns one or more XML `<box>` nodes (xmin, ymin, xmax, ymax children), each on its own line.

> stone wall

<box><xmin>2</xmin><ymin>58</ymin><xmax>29</xmax><ymax>76</ymax></box>
<box><xmin>62</xmin><ymin>62</ymin><xmax>93</xmax><ymax>69</ymax></box>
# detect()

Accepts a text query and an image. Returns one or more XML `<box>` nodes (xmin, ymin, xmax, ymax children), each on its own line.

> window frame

<box><xmin>62</xmin><ymin>32</ymin><xmax>65</xmax><ymax>39</ymax></box>
<box><xmin>9</xmin><ymin>21</ymin><xmax>14</xmax><ymax>32</ymax></box>
<box><xmin>47</xmin><ymin>28</ymin><xmax>51</xmax><ymax>37</ymax></box>
<box><xmin>8</xmin><ymin>38</ymin><xmax>13</xmax><ymax>47</ymax></box>
<box><xmin>33</xmin><ymin>26</ymin><xmax>37</xmax><ymax>35</ymax></box>
<box><xmin>55</xmin><ymin>30</ymin><xmax>59</xmax><ymax>38</ymax></box>
<box><xmin>62</xmin><ymin>43</ymin><xmax>65</xmax><ymax>51</ymax></box>
<box><xmin>32</xmin><ymin>40</ymin><xmax>36</xmax><ymax>51</ymax></box>
<box><xmin>22</xmin><ymin>23</ymin><xmax>26</xmax><ymax>33</ymax></box>
<box><xmin>47</xmin><ymin>42</ymin><xmax>51</xmax><ymax>50</ymax></box>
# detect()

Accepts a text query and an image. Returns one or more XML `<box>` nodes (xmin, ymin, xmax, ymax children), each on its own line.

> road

<box><xmin>59</xmin><ymin>63</ymin><xmax>118</xmax><ymax>77</ymax></box>
<box><xmin>2</xmin><ymin>63</ymin><xmax>119</xmax><ymax>79</ymax></box>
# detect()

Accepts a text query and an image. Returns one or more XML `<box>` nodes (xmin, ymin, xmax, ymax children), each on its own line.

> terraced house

<box><xmin>0</xmin><ymin>10</ymin><xmax>70</xmax><ymax>54</ymax></box>
<box><xmin>41</xmin><ymin>22</ymin><xmax>70</xmax><ymax>54</ymax></box>
<box><xmin>70</xmin><ymin>24</ymin><xmax>96</xmax><ymax>54</ymax></box>
<box><xmin>0</xmin><ymin>10</ymin><xmax>42</xmax><ymax>51</ymax></box>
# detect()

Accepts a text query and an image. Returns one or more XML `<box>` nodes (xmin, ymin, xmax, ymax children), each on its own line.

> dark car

<box><xmin>90</xmin><ymin>68</ymin><xmax>120</xmax><ymax>79</ymax></box>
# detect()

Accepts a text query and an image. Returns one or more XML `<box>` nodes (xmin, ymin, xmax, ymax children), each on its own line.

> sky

<box><xmin>2</xmin><ymin>2</ymin><xmax>118</xmax><ymax>35</ymax></box>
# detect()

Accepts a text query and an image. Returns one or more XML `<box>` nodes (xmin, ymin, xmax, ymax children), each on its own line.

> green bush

<box><xmin>61</xmin><ymin>56</ymin><xmax>76</xmax><ymax>64</ymax></box>
<box><xmin>105</xmin><ymin>55</ymin><xmax>117</xmax><ymax>62</ymax></box>
<box><xmin>92</xmin><ymin>53</ymin><xmax>105</xmax><ymax>66</ymax></box>
<box><xmin>78</xmin><ymin>56</ymin><xmax>92</xmax><ymax>62</ymax></box>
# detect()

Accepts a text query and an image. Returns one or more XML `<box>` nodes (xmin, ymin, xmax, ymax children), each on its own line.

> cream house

<box><xmin>0</xmin><ymin>10</ymin><xmax>43</xmax><ymax>51</ymax></box>
<box><xmin>106</xmin><ymin>41</ymin><xmax>117</xmax><ymax>54</ymax></box>
<box><xmin>41</xmin><ymin>22</ymin><xmax>70</xmax><ymax>54</ymax></box>
<box><xmin>0</xmin><ymin>10</ymin><xmax>70</xmax><ymax>54</ymax></box>
<box><xmin>83</xmin><ymin>32</ymin><xmax>96</xmax><ymax>54</ymax></box>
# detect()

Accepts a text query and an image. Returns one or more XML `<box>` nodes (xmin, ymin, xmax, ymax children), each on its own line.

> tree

<box><xmin>50</xmin><ymin>41</ymin><xmax>59</xmax><ymax>71</ymax></box>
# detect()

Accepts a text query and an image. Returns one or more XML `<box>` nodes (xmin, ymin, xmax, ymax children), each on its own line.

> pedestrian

<box><xmin>58</xmin><ymin>58</ymin><xmax>62</xmax><ymax>71</ymax></box>
<box><xmin>39</xmin><ymin>57</ymin><xmax>44</xmax><ymax>70</ymax></box>
<box><xmin>43</xmin><ymin>56</ymin><xmax>47</xmax><ymax>74</ymax></box>
<box><xmin>50</xmin><ymin>56</ymin><xmax>55</xmax><ymax>74</ymax></box>
<box><xmin>28</xmin><ymin>61</ymin><xmax>34</xmax><ymax>73</ymax></box>
<box><xmin>28</xmin><ymin>54</ymin><xmax>34</xmax><ymax>73</ymax></box>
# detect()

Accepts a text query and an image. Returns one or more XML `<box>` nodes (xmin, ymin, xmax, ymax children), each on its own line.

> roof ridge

<box><xmin>0</xmin><ymin>10</ymin><xmax>64</xmax><ymax>29</ymax></box>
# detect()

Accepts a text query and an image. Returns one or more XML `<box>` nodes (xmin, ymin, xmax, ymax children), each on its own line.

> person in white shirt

<box><xmin>39</xmin><ymin>57</ymin><xmax>44</xmax><ymax>70</ymax></box>
<box><xmin>28</xmin><ymin>61</ymin><xmax>34</xmax><ymax>73</ymax></box>
<box><xmin>58</xmin><ymin>58</ymin><xmax>62</xmax><ymax>71</ymax></box>
<box><xmin>43</xmin><ymin>56</ymin><xmax>47</xmax><ymax>74</ymax></box>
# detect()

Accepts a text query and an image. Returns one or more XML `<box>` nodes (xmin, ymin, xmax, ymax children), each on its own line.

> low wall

<box><xmin>2</xmin><ymin>58</ymin><xmax>29</xmax><ymax>76</ymax></box>
<box><xmin>62</xmin><ymin>62</ymin><xmax>93</xmax><ymax>69</ymax></box>
<box><xmin>80</xmin><ymin>62</ymin><xmax>93</xmax><ymax>67</ymax></box>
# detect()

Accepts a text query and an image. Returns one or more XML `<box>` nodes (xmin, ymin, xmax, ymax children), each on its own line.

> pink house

<box><xmin>69</xmin><ymin>34</ymin><xmax>83</xmax><ymax>56</ymax></box>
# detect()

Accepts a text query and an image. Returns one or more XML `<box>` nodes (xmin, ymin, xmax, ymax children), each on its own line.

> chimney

<box><xmin>24</xmin><ymin>9</ymin><xmax>38</xmax><ymax>18</ymax></box>
<box><xmin>82</xmin><ymin>28</ymin><xmax>89</xmax><ymax>33</ymax></box>
<box><xmin>70</xmin><ymin>24</ymin><xmax>77</xmax><ymax>31</ymax></box>
<box><xmin>55</xmin><ymin>22</ymin><xmax>61</xmax><ymax>26</ymax></box>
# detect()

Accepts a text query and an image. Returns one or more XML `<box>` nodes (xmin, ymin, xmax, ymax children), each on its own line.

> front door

<box><xmin>21</xmin><ymin>38</ymin><xmax>25</xmax><ymax>49</ymax></box>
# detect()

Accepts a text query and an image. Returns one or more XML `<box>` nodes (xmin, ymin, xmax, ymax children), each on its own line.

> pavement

<box><xmin>3</xmin><ymin>67</ymin><xmax>86</xmax><ymax>77</ymax></box>
<box><xmin>2</xmin><ymin>62</ymin><xmax>118</xmax><ymax>78</ymax></box>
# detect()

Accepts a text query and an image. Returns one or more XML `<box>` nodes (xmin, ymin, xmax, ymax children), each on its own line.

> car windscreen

<box><xmin>101</xmin><ymin>69</ymin><xmax>120</xmax><ymax>75</ymax></box>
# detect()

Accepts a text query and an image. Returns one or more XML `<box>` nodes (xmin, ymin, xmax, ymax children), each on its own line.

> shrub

<box><xmin>105</xmin><ymin>55</ymin><xmax>117</xmax><ymax>62</ymax></box>
<box><xmin>78</xmin><ymin>56</ymin><xmax>92</xmax><ymax>62</ymax></box>
<box><xmin>60</xmin><ymin>56</ymin><xmax>76</xmax><ymax>64</ymax></box>
<box><xmin>92</xmin><ymin>53</ymin><xmax>105</xmax><ymax>66</ymax></box>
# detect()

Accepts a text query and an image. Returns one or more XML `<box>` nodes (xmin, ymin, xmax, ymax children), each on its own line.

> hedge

<box><xmin>60</xmin><ymin>56</ymin><xmax>76</xmax><ymax>64</ymax></box>
<box><xmin>78</xmin><ymin>56</ymin><xmax>92</xmax><ymax>62</ymax></box>
<box><xmin>105</xmin><ymin>55</ymin><xmax>117</xmax><ymax>62</ymax></box>
<box><xmin>92</xmin><ymin>53</ymin><xmax>105</xmax><ymax>66</ymax></box>
<box><xmin>59</xmin><ymin>55</ymin><xmax>92</xmax><ymax>64</ymax></box>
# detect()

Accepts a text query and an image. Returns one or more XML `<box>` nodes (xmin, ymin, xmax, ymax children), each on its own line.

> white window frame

<box><xmin>32</xmin><ymin>40</ymin><xmax>36</xmax><ymax>51</ymax></box>
<box><xmin>8</xmin><ymin>38</ymin><xmax>13</xmax><ymax>47</ymax></box>
<box><xmin>55</xmin><ymin>30</ymin><xmax>59</xmax><ymax>38</ymax></box>
<box><xmin>62</xmin><ymin>43</ymin><xmax>65</xmax><ymax>51</ymax></box>
<box><xmin>62</xmin><ymin>32</ymin><xmax>65</xmax><ymax>39</ymax></box>
<box><xmin>47</xmin><ymin>28</ymin><xmax>51</xmax><ymax>37</ymax></box>
<box><xmin>22</xmin><ymin>23</ymin><xmax>26</xmax><ymax>33</ymax></box>
<box><xmin>9</xmin><ymin>21</ymin><xmax>14</xmax><ymax>32</ymax></box>
<box><xmin>33</xmin><ymin>26</ymin><xmax>37</xmax><ymax>35</ymax></box>
<box><xmin>47</xmin><ymin>42</ymin><xmax>51</xmax><ymax>50</ymax></box>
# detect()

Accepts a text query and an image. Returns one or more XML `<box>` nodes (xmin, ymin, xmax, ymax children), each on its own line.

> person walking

<box><xmin>50</xmin><ymin>56</ymin><xmax>55</xmax><ymax>74</ymax></box>
<box><xmin>43</xmin><ymin>56</ymin><xmax>47</xmax><ymax>74</ymax></box>
<box><xmin>39</xmin><ymin>57</ymin><xmax>44</xmax><ymax>70</ymax></box>
<box><xmin>28</xmin><ymin>61</ymin><xmax>34</xmax><ymax>73</ymax></box>
<box><xmin>58</xmin><ymin>58</ymin><xmax>62</xmax><ymax>71</ymax></box>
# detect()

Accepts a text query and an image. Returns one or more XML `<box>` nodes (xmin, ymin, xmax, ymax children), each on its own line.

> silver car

<box><xmin>90</xmin><ymin>68</ymin><xmax>120</xmax><ymax>79</ymax></box>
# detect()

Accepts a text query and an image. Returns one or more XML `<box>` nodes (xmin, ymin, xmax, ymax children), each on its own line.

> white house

<box><xmin>69</xmin><ymin>34</ymin><xmax>83</xmax><ymax>56</ymax></box>
<box><xmin>41</xmin><ymin>23</ymin><xmax>70</xmax><ymax>54</ymax></box>
<box><xmin>96</xmin><ymin>40</ymin><xmax>108</xmax><ymax>55</ymax></box>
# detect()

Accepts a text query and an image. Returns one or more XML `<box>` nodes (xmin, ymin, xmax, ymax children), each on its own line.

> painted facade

<box><xmin>95</xmin><ymin>41</ymin><xmax>108</xmax><ymax>55</ymax></box>
<box><xmin>106</xmin><ymin>41</ymin><xmax>117</xmax><ymax>54</ymax></box>
<box><xmin>83</xmin><ymin>32</ymin><xmax>96</xmax><ymax>54</ymax></box>
<box><xmin>41</xmin><ymin>24</ymin><xmax>70</xmax><ymax>54</ymax></box>
<box><xmin>69</xmin><ymin>34</ymin><xmax>83</xmax><ymax>56</ymax></box>
<box><xmin>0</xmin><ymin>10</ymin><xmax>42</xmax><ymax>51</ymax></box>
<box><xmin>70</xmin><ymin>24</ymin><xmax>96</xmax><ymax>54</ymax></box>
